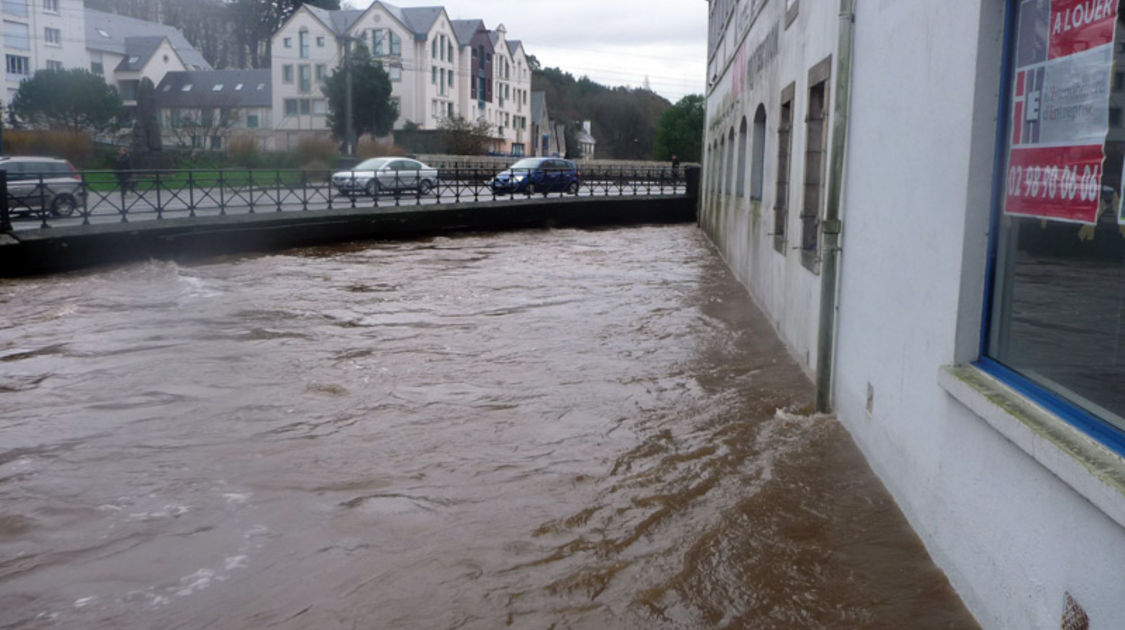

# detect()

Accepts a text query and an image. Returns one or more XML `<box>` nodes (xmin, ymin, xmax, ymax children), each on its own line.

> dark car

<box><xmin>491</xmin><ymin>158</ymin><xmax>580</xmax><ymax>195</ymax></box>
<box><xmin>0</xmin><ymin>156</ymin><xmax>85</xmax><ymax>217</ymax></box>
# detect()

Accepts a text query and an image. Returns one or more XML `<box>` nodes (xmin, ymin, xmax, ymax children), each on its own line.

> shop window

<box><xmin>984</xmin><ymin>0</ymin><xmax>1125</xmax><ymax>446</ymax></box>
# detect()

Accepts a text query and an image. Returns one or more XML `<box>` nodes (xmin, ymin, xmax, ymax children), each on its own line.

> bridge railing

<box><xmin>0</xmin><ymin>165</ymin><xmax>692</xmax><ymax>231</ymax></box>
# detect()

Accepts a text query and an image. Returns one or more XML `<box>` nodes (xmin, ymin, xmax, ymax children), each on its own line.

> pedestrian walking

<box><xmin>115</xmin><ymin>147</ymin><xmax>133</xmax><ymax>192</ymax></box>
<box><xmin>671</xmin><ymin>154</ymin><xmax>681</xmax><ymax>182</ymax></box>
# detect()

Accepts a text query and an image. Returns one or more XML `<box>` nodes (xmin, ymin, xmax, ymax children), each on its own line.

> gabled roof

<box><xmin>86</xmin><ymin>8</ymin><xmax>212</xmax><ymax>71</ymax></box>
<box><xmin>154</xmin><ymin>70</ymin><xmax>272</xmax><ymax>109</ymax></box>
<box><xmin>305</xmin><ymin>5</ymin><xmax>364</xmax><ymax>35</ymax></box>
<box><xmin>451</xmin><ymin>18</ymin><xmax>484</xmax><ymax>46</ymax></box>
<box><xmin>400</xmin><ymin>6</ymin><xmax>444</xmax><ymax>38</ymax></box>
<box><xmin>115</xmin><ymin>36</ymin><xmax>167</xmax><ymax>72</ymax></box>
<box><xmin>330</xmin><ymin>9</ymin><xmax>365</xmax><ymax>33</ymax></box>
<box><xmin>507</xmin><ymin>40</ymin><xmax>524</xmax><ymax>57</ymax></box>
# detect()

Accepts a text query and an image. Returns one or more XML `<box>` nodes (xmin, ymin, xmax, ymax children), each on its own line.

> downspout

<box><xmin>815</xmin><ymin>0</ymin><xmax>856</xmax><ymax>413</ymax></box>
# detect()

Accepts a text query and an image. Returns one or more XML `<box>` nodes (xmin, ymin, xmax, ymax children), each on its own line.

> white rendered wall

<box><xmin>832</xmin><ymin>1</ymin><xmax>1125</xmax><ymax>627</ymax></box>
<box><xmin>701</xmin><ymin>0</ymin><xmax>837</xmax><ymax>377</ymax></box>
<box><xmin>271</xmin><ymin>8</ymin><xmax>337</xmax><ymax>135</ymax></box>
<box><xmin>703</xmin><ymin>0</ymin><xmax>1125</xmax><ymax>628</ymax></box>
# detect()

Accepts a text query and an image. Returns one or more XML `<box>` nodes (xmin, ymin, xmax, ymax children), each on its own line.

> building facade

<box><xmin>269</xmin><ymin>1</ymin><xmax>533</xmax><ymax>154</ymax></box>
<box><xmin>703</xmin><ymin>0</ymin><xmax>1125</xmax><ymax>628</ymax></box>
<box><xmin>0</xmin><ymin>0</ymin><xmax>210</xmax><ymax>116</ymax></box>
<box><xmin>155</xmin><ymin>69</ymin><xmax>272</xmax><ymax>151</ymax></box>
<box><xmin>2</xmin><ymin>0</ymin><xmax>85</xmax><ymax>105</ymax></box>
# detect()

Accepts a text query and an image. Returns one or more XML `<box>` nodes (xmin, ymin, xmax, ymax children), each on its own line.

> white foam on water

<box><xmin>224</xmin><ymin>555</ymin><xmax>248</xmax><ymax>571</ymax></box>
<box><xmin>175</xmin><ymin>272</ymin><xmax>223</xmax><ymax>300</ymax></box>
<box><xmin>174</xmin><ymin>569</ymin><xmax>215</xmax><ymax>597</ymax></box>
<box><xmin>73</xmin><ymin>596</ymin><xmax>98</xmax><ymax>608</ymax></box>
<box><xmin>223</xmin><ymin>492</ymin><xmax>251</xmax><ymax>505</ymax></box>
<box><xmin>128</xmin><ymin>504</ymin><xmax>190</xmax><ymax>521</ymax></box>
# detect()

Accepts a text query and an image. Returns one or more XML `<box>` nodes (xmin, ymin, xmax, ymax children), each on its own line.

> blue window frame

<box><xmin>979</xmin><ymin>0</ymin><xmax>1125</xmax><ymax>457</ymax></box>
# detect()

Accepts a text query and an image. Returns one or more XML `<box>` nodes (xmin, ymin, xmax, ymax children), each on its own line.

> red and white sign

<box><xmin>1049</xmin><ymin>0</ymin><xmax>1116</xmax><ymax>59</ymax></box>
<box><xmin>1005</xmin><ymin>0</ymin><xmax>1117</xmax><ymax>224</ymax></box>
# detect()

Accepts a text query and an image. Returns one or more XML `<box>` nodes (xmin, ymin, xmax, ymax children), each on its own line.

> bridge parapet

<box><xmin>0</xmin><ymin>165</ymin><xmax>693</xmax><ymax>233</ymax></box>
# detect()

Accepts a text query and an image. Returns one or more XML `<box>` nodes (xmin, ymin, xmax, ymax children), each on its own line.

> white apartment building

<box><xmin>489</xmin><ymin>26</ymin><xmax>532</xmax><ymax>155</ymax></box>
<box><xmin>84</xmin><ymin>8</ymin><xmax>209</xmax><ymax>108</ymax></box>
<box><xmin>2</xmin><ymin>0</ymin><xmax>87</xmax><ymax>105</ymax></box>
<box><xmin>270</xmin><ymin>1</ymin><xmax>532</xmax><ymax>154</ymax></box>
<box><xmin>1</xmin><ymin>0</ymin><xmax>209</xmax><ymax>112</ymax></box>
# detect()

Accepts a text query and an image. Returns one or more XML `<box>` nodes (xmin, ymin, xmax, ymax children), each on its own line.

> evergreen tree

<box><xmin>654</xmin><ymin>95</ymin><xmax>704</xmax><ymax>163</ymax></box>
<box><xmin>10</xmin><ymin>69</ymin><xmax>123</xmax><ymax>135</ymax></box>
<box><xmin>322</xmin><ymin>46</ymin><xmax>398</xmax><ymax>144</ymax></box>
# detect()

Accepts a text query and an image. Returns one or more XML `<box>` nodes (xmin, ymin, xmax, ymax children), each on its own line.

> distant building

<box><xmin>154</xmin><ymin>70</ymin><xmax>272</xmax><ymax>151</ymax></box>
<box><xmin>0</xmin><ymin>0</ymin><xmax>210</xmax><ymax>116</ymax></box>
<box><xmin>575</xmin><ymin>120</ymin><xmax>596</xmax><ymax>160</ymax></box>
<box><xmin>530</xmin><ymin>91</ymin><xmax>562</xmax><ymax>157</ymax></box>
<box><xmin>269</xmin><ymin>1</ymin><xmax>533</xmax><ymax>154</ymax></box>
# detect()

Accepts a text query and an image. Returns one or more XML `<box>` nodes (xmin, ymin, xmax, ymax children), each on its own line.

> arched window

<box><xmin>726</xmin><ymin>128</ymin><xmax>736</xmax><ymax>195</ymax></box>
<box><xmin>718</xmin><ymin>137</ymin><xmax>726</xmax><ymax>197</ymax></box>
<box><xmin>751</xmin><ymin>105</ymin><xmax>767</xmax><ymax>200</ymax></box>
<box><xmin>736</xmin><ymin>117</ymin><xmax>749</xmax><ymax>197</ymax></box>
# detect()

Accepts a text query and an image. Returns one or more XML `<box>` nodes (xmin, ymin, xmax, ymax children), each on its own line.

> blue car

<box><xmin>491</xmin><ymin>158</ymin><xmax>581</xmax><ymax>195</ymax></box>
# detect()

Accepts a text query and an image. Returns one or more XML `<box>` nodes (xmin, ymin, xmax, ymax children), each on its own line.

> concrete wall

<box><xmin>703</xmin><ymin>0</ymin><xmax>1125</xmax><ymax>628</ymax></box>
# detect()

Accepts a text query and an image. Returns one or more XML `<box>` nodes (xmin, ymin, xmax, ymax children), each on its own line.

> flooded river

<box><xmin>0</xmin><ymin>225</ymin><xmax>976</xmax><ymax>629</ymax></box>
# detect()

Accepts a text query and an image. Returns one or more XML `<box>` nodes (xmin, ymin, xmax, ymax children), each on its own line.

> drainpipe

<box><xmin>815</xmin><ymin>0</ymin><xmax>856</xmax><ymax>413</ymax></box>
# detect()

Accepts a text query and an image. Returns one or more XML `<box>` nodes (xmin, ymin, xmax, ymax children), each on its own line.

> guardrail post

<box><xmin>0</xmin><ymin>170</ymin><xmax>10</xmax><ymax>233</ymax></box>
<box><xmin>685</xmin><ymin>165</ymin><xmax>701</xmax><ymax>199</ymax></box>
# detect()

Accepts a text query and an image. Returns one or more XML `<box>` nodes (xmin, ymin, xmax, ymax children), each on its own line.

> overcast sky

<box><xmin>343</xmin><ymin>0</ymin><xmax>708</xmax><ymax>104</ymax></box>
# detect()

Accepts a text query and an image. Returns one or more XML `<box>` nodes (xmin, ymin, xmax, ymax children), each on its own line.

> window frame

<box><xmin>976</xmin><ymin>0</ymin><xmax>1125</xmax><ymax>456</ymax></box>
<box><xmin>751</xmin><ymin>104</ymin><xmax>768</xmax><ymax>201</ymax></box>
<box><xmin>775</xmin><ymin>84</ymin><xmax>795</xmax><ymax>253</ymax></box>
<box><xmin>801</xmin><ymin>56</ymin><xmax>833</xmax><ymax>272</ymax></box>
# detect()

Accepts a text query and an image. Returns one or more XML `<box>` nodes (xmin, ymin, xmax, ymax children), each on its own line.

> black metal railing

<box><xmin>0</xmin><ymin>165</ymin><xmax>692</xmax><ymax>231</ymax></box>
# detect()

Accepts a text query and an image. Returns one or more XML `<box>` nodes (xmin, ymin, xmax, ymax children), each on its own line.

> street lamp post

<box><xmin>337</xmin><ymin>34</ymin><xmax>362</xmax><ymax>157</ymax></box>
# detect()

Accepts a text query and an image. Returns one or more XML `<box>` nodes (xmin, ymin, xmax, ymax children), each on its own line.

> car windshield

<box><xmin>353</xmin><ymin>158</ymin><xmax>392</xmax><ymax>171</ymax></box>
<box><xmin>509</xmin><ymin>159</ymin><xmax>544</xmax><ymax>170</ymax></box>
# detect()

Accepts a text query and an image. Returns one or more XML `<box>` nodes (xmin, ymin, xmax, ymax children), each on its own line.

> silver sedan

<box><xmin>332</xmin><ymin>157</ymin><xmax>439</xmax><ymax>197</ymax></box>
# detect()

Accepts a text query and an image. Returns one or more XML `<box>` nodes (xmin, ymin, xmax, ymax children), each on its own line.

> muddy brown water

<box><xmin>0</xmin><ymin>225</ymin><xmax>977</xmax><ymax>629</ymax></box>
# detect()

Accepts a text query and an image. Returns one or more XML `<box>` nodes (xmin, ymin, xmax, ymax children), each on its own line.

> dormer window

<box><xmin>212</xmin><ymin>84</ymin><xmax>223</xmax><ymax>91</ymax></box>
<box><xmin>97</xmin><ymin>28</ymin><xmax>109</xmax><ymax>38</ymax></box>
<box><xmin>128</xmin><ymin>56</ymin><xmax>139</xmax><ymax>64</ymax></box>
<box><xmin>235</xmin><ymin>83</ymin><xmax>244</xmax><ymax>91</ymax></box>
<box><xmin>181</xmin><ymin>84</ymin><xmax>192</xmax><ymax>92</ymax></box>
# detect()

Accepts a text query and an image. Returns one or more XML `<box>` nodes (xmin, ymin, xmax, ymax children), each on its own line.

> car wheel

<box><xmin>566</xmin><ymin>181</ymin><xmax>580</xmax><ymax>195</ymax></box>
<box><xmin>50</xmin><ymin>194</ymin><xmax>77</xmax><ymax>217</ymax></box>
<box><xmin>366</xmin><ymin>180</ymin><xmax>379</xmax><ymax>197</ymax></box>
<box><xmin>418</xmin><ymin>180</ymin><xmax>433</xmax><ymax>196</ymax></box>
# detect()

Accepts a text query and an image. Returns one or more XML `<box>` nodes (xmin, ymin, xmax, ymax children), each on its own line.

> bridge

<box><xmin>0</xmin><ymin>165</ymin><xmax>700</xmax><ymax>276</ymax></box>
